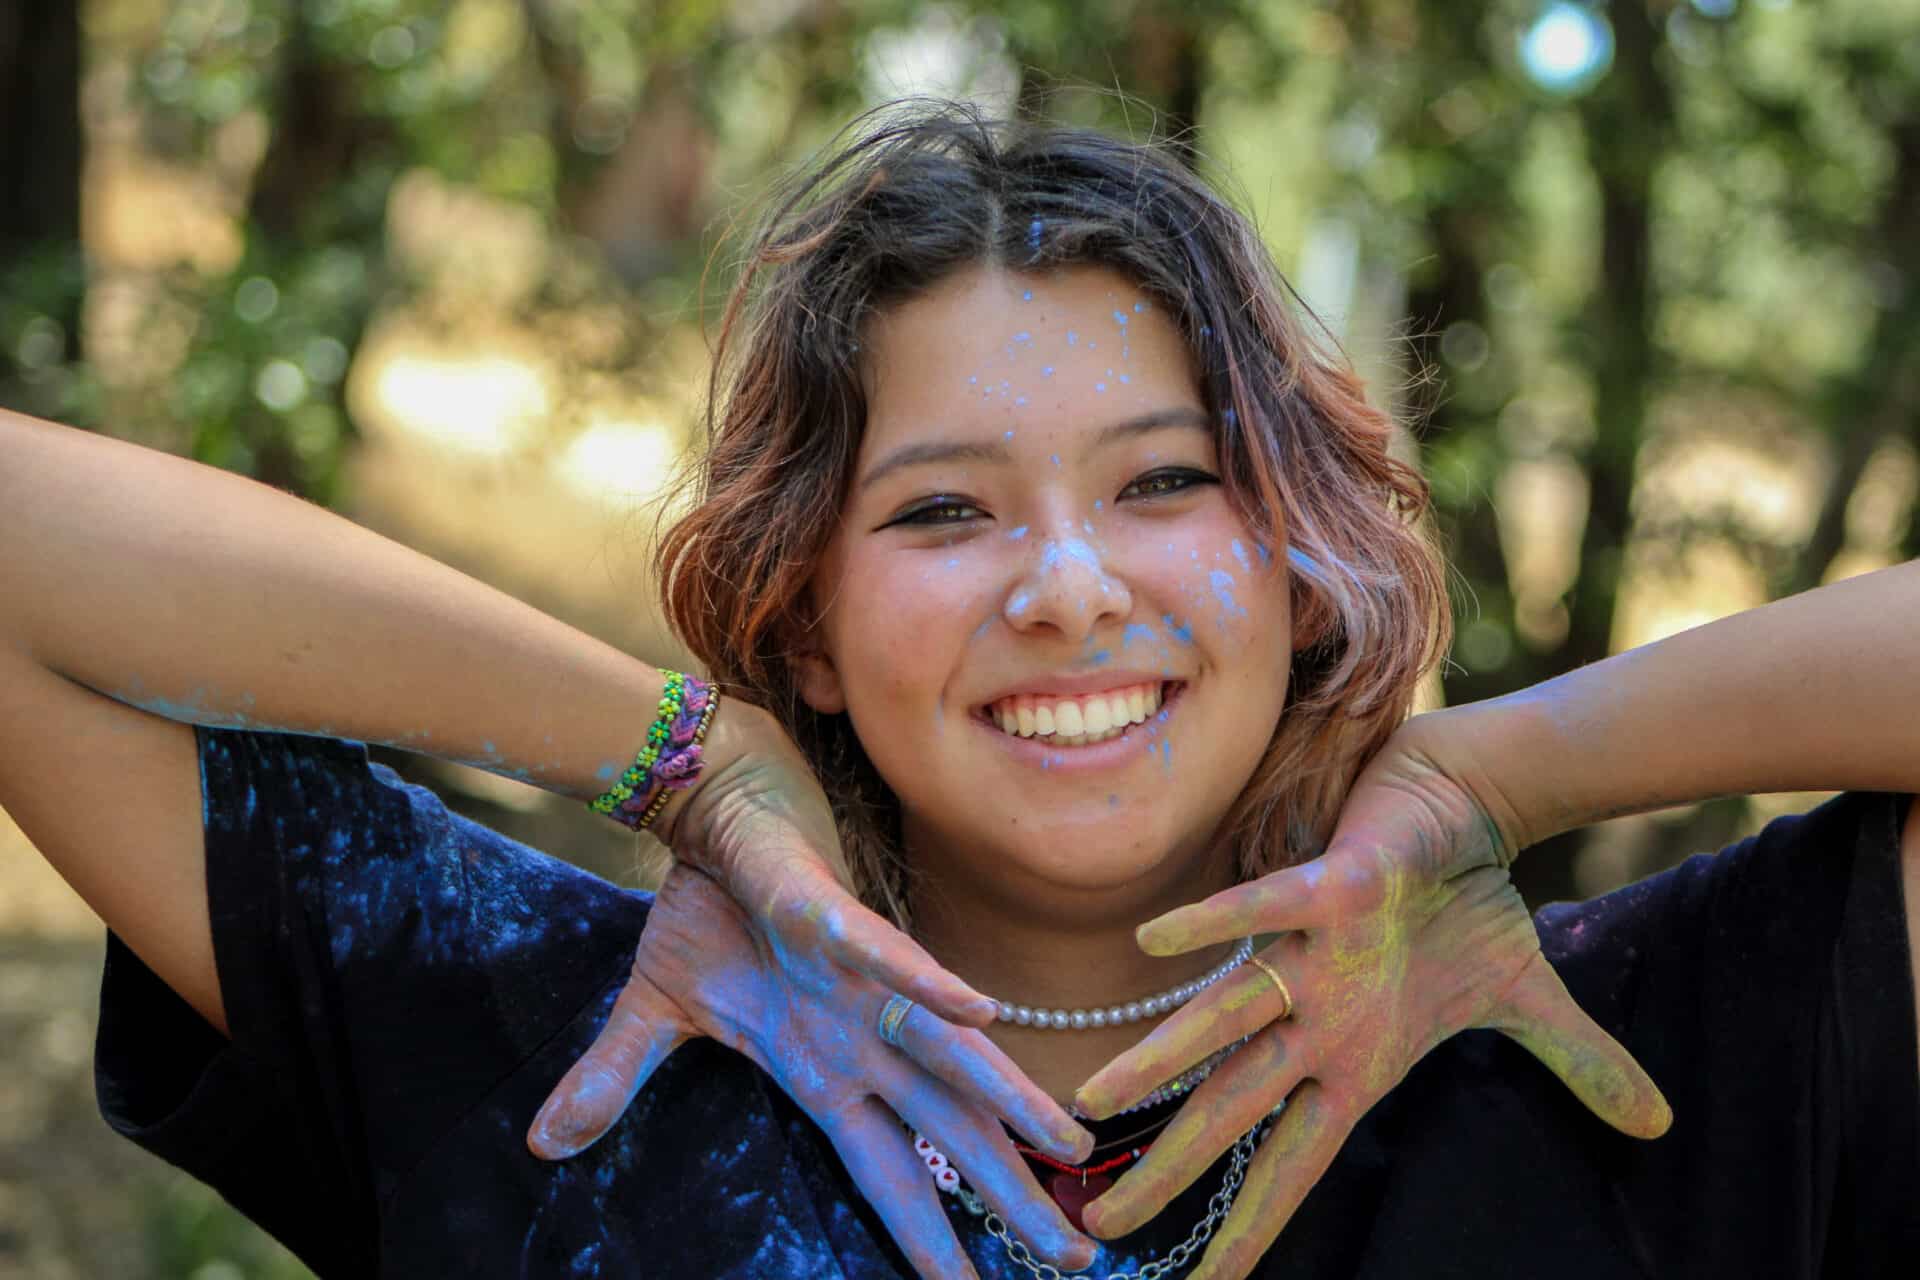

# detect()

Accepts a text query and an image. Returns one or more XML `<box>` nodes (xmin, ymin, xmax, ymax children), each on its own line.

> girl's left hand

<box><xmin>1070</xmin><ymin>718</ymin><xmax>1673</xmax><ymax>1280</ymax></box>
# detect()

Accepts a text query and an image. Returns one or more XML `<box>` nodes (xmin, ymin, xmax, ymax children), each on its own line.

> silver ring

<box><xmin>877</xmin><ymin>993</ymin><xmax>916</xmax><ymax>1048</ymax></box>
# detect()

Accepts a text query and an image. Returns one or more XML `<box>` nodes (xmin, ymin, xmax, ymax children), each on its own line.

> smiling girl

<box><xmin>2</xmin><ymin>102</ymin><xmax>1916</xmax><ymax>1279</ymax></box>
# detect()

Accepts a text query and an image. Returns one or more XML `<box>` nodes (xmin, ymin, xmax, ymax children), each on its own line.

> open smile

<box><xmin>977</xmin><ymin>681</ymin><xmax>1184</xmax><ymax>748</ymax></box>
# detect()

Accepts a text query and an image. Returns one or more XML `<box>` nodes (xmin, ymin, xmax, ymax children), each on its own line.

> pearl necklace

<box><xmin>990</xmin><ymin>937</ymin><xmax>1254</xmax><ymax>1031</ymax></box>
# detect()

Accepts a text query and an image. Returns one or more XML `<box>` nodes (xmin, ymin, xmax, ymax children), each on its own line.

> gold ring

<box><xmin>1247</xmin><ymin>954</ymin><xmax>1293</xmax><ymax>1020</ymax></box>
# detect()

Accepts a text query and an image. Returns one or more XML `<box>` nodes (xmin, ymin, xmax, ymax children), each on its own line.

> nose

<box><xmin>1003</xmin><ymin>532</ymin><xmax>1133</xmax><ymax>640</ymax></box>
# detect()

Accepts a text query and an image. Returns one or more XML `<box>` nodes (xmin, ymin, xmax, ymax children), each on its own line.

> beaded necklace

<box><xmin>990</xmin><ymin>938</ymin><xmax>1254</xmax><ymax>1032</ymax></box>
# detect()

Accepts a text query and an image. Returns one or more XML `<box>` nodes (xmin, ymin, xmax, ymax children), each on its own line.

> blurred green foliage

<box><xmin>0</xmin><ymin>0</ymin><xmax>1911</xmax><ymax>855</ymax></box>
<box><xmin>1</xmin><ymin>0</ymin><xmax>1918</xmax><ymax>1268</ymax></box>
<box><xmin>141</xmin><ymin>1177</ymin><xmax>314</xmax><ymax>1280</ymax></box>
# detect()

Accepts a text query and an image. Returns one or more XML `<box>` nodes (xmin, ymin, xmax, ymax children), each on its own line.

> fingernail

<box><xmin>1047</xmin><ymin>1124</ymin><xmax>1095</xmax><ymax>1164</ymax></box>
<box><xmin>1090</xmin><ymin>1205</ymin><xmax>1128</xmax><ymax>1243</ymax></box>
<box><xmin>531</xmin><ymin>1107</ymin><xmax>585</xmax><ymax>1157</ymax></box>
<box><xmin>1072</xmin><ymin>1088</ymin><xmax>1114</xmax><ymax>1123</ymax></box>
<box><xmin>1056</xmin><ymin>1236</ymin><xmax>1097</xmax><ymax>1270</ymax></box>
<box><xmin>1135</xmin><ymin>924</ymin><xmax>1178</xmax><ymax>956</ymax></box>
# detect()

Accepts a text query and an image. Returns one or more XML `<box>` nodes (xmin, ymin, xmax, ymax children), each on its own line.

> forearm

<box><xmin>0</xmin><ymin>409</ymin><xmax>675</xmax><ymax>802</ymax></box>
<box><xmin>1431</xmin><ymin>560</ymin><xmax>1920</xmax><ymax>854</ymax></box>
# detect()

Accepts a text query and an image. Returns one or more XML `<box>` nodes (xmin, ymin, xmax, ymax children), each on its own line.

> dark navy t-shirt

<box><xmin>93</xmin><ymin>728</ymin><xmax>1920</xmax><ymax>1277</ymax></box>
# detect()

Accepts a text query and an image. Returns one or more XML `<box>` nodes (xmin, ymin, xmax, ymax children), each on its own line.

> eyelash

<box><xmin>890</xmin><ymin>468</ymin><xmax>1217</xmax><ymax>527</ymax></box>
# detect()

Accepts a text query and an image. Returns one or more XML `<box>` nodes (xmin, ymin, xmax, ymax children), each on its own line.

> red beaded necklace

<box><xmin>1011</xmin><ymin>1115</ymin><xmax>1170</xmax><ymax>1231</ymax></box>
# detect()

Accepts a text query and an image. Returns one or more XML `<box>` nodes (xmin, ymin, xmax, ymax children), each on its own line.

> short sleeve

<box><xmin>1546</xmin><ymin>790</ymin><xmax>1920</xmax><ymax>1274</ymax></box>
<box><xmin>94</xmin><ymin>727</ymin><xmax>652</xmax><ymax>1277</ymax></box>
<box><xmin>1320</xmin><ymin>792</ymin><xmax>1920</xmax><ymax>1279</ymax></box>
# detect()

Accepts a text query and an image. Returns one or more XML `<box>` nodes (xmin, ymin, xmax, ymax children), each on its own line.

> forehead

<box><xmin>858</xmin><ymin>263</ymin><xmax>1200</xmax><ymax>456</ymax></box>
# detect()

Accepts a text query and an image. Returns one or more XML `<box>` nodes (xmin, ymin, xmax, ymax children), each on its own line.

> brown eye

<box><xmin>1123</xmin><ymin>468</ymin><xmax>1216</xmax><ymax>500</ymax></box>
<box><xmin>889</xmin><ymin>497</ymin><xmax>985</xmax><ymax>527</ymax></box>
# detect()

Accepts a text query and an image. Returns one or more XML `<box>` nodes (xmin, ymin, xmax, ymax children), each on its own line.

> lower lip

<box><xmin>975</xmin><ymin>683</ymin><xmax>1184</xmax><ymax>773</ymax></box>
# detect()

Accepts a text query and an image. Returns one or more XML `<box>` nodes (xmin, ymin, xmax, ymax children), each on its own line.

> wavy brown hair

<box><xmin>657</xmin><ymin>100</ymin><xmax>1449</xmax><ymax>929</ymax></box>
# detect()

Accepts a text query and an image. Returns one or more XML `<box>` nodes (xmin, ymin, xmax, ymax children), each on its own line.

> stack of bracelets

<box><xmin>588</xmin><ymin>671</ymin><xmax>719</xmax><ymax>832</ymax></box>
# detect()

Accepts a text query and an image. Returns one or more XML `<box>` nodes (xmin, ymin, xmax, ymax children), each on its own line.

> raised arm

<box><xmin>0</xmin><ymin>409</ymin><xmax>1096</xmax><ymax>1277</ymax></box>
<box><xmin>0</xmin><ymin>408</ymin><xmax>725</xmax><ymax>1017</ymax></box>
<box><xmin>1438</xmin><ymin>559</ymin><xmax>1920</xmax><ymax>851</ymax></box>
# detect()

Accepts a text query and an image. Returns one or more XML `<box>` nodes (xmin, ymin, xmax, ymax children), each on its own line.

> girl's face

<box><xmin>798</xmin><ymin>263</ymin><xmax>1296</xmax><ymax>921</ymax></box>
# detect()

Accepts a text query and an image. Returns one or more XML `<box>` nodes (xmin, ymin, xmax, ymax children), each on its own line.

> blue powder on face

<box><xmin>1093</xmin><ymin>500</ymin><xmax>1103</xmax><ymax>510</ymax></box>
<box><xmin>1067</xmin><ymin>331</ymin><xmax>1078</xmax><ymax>346</ymax></box>
<box><xmin>1210</xmin><ymin>569</ymin><xmax>1247</xmax><ymax>618</ymax></box>
<box><xmin>1008</xmin><ymin>591</ymin><xmax>1032</xmax><ymax>616</ymax></box>
<box><xmin>1119</xmin><ymin>374</ymin><xmax>1130</xmax><ymax>383</ymax></box>
<box><xmin>1014</xmin><ymin>331</ymin><xmax>1032</xmax><ymax>343</ymax></box>
<box><xmin>1122</xmin><ymin>622</ymin><xmax>1156</xmax><ymax>650</ymax></box>
<box><xmin>1042</xmin><ymin>366</ymin><xmax>1055</xmax><ymax>377</ymax></box>
<box><xmin>1043</xmin><ymin>539</ymin><xmax>1103</xmax><ymax>573</ymax></box>
<box><xmin>1005</xmin><ymin>429</ymin><xmax>1015</xmax><ymax>440</ymax></box>
<box><xmin>1257</xmin><ymin>542</ymin><xmax>1273</xmax><ymax>567</ymax></box>
<box><xmin>1008</xmin><ymin>525</ymin><xmax>1028</xmax><ymax>540</ymax></box>
<box><xmin>1015</xmin><ymin>395</ymin><xmax>1028</xmax><ymax>406</ymax></box>
<box><xmin>1162</xmin><ymin>614</ymin><xmax>1195</xmax><ymax>645</ymax></box>
<box><xmin>1022</xmin><ymin>289</ymin><xmax>1033</xmax><ymax>301</ymax></box>
<box><xmin>1087</xmin><ymin>648</ymin><xmax>1111</xmax><ymax>665</ymax></box>
<box><xmin>1232</xmin><ymin>539</ymin><xmax>1252</xmax><ymax>572</ymax></box>
<box><xmin>1135</xmin><ymin>301</ymin><xmax>1147</xmax><ymax>312</ymax></box>
<box><xmin>1096</xmin><ymin>382</ymin><xmax>1107</xmax><ymax>392</ymax></box>
<box><xmin>968</xmin><ymin>375</ymin><xmax>978</xmax><ymax>385</ymax></box>
<box><xmin>1113</xmin><ymin>310</ymin><xmax>1128</xmax><ymax>326</ymax></box>
<box><xmin>1050</xmin><ymin>454</ymin><xmax>1061</xmax><ymax>467</ymax></box>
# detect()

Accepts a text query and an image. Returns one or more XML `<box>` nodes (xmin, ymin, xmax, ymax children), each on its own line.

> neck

<box><xmin>906</xmin><ymin>847</ymin><xmax>1241</xmax><ymax>1110</ymax></box>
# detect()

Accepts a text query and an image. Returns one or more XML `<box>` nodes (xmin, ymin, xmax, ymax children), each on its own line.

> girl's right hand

<box><xmin>526</xmin><ymin>700</ymin><xmax>1098</xmax><ymax>1278</ymax></box>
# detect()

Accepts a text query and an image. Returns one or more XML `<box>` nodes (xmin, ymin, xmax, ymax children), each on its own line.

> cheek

<box><xmin>1125</xmin><ymin>520</ymin><xmax>1287</xmax><ymax>647</ymax></box>
<box><xmin>831</xmin><ymin>550</ymin><xmax>993</xmax><ymax>699</ymax></box>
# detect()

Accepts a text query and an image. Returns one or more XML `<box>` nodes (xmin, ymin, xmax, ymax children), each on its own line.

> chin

<box><xmin>990</xmin><ymin>820</ymin><xmax>1211</xmax><ymax>898</ymax></box>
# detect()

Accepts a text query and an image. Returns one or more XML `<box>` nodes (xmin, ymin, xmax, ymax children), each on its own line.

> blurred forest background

<box><xmin>2</xmin><ymin>0</ymin><xmax>1917</xmax><ymax>1274</ymax></box>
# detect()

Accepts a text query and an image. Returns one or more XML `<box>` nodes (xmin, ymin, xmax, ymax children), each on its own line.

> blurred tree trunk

<box><xmin>1128</xmin><ymin>5</ymin><xmax>1202</xmax><ymax>158</ymax></box>
<box><xmin>0</xmin><ymin>0</ymin><xmax>83</xmax><ymax>381</ymax></box>
<box><xmin>1563</xmin><ymin>0</ymin><xmax>1669</xmax><ymax>675</ymax></box>
<box><xmin>1011</xmin><ymin>2</ymin><xmax>1204</xmax><ymax>161</ymax></box>
<box><xmin>251</xmin><ymin>17</ymin><xmax>375</xmax><ymax>241</ymax></box>
<box><xmin>1791</xmin><ymin>113</ymin><xmax>1920</xmax><ymax>588</ymax></box>
<box><xmin>567</xmin><ymin>63</ymin><xmax>713</xmax><ymax>283</ymax></box>
<box><xmin>1507</xmin><ymin>2</ymin><xmax>1673</xmax><ymax>905</ymax></box>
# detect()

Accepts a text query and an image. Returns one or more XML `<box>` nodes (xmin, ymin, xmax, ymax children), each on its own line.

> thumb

<box><xmin>527</xmin><ymin>974</ymin><xmax>693</xmax><ymax>1159</ymax></box>
<box><xmin>1487</xmin><ymin>955</ymin><xmax>1672</xmax><ymax>1140</ymax></box>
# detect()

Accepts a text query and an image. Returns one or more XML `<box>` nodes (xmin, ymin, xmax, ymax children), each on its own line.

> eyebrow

<box><xmin>856</xmin><ymin>406</ymin><xmax>1213</xmax><ymax>493</ymax></box>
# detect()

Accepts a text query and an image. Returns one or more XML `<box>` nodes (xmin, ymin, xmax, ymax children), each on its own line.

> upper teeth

<box><xmin>989</xmin><ymin>683</ymin><xmax>1162</xmax><ymax>746</ymax></box>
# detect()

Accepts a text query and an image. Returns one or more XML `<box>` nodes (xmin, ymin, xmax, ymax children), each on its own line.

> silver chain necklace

<box><xmin>945</xmin><ymin>1116</ymin><xmax>1270</xmax><ymax>1280</ymax></box>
